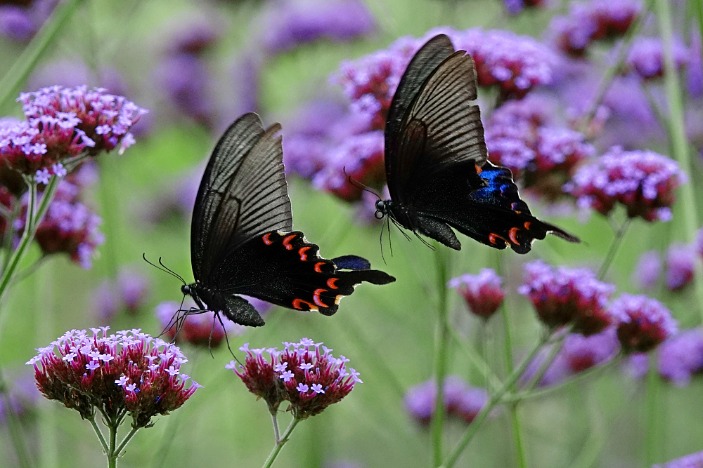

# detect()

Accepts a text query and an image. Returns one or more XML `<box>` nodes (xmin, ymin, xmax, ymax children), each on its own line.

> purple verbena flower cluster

<box><xmin>404</xmin><ymin>376</ymin><xmax>488</xmax><ymax>426</ymax></box>
<box><xmin>566</xmin><ymin>146</ymin><xmax>686</xmax><ymax>222</ymax></box>
<box><xmin>27</xmin><ymin>327</ymin><xmax>200</xmax><ymax>429</ymax></box>
<box><xmin>625</xmin><ymin>37</ymin><xmax>689</xmax><ymax>81</ymax></box>
<box><xmin>633</xmin><ymin>244</ymin><xmax>696</xmax><ymax>292</ymax></box>
<box><xmin>519</xmin><ymin>261</ymin><xmax>616</xmax><ymax>335</ymax></box>
<box><xmin>485</xmin><ymin>95</ymin><xmax>595</xmax><ymax>200</ymax></box>
<box><xmin>93</xmin><ymin>268</ymin><xmax>151</xmax><ymax>323</ymax></box>
<box><xmin>230</xmin><ymin>338</ymin><xmax>361</xmax><ymax>419</ymax></box>
<box><xmin>612</xmin><ymin>294</ymin><xmax>677</xmax><ymax>353</ymax></box>
<box><xmin>0</xmin><ymin>0</ymin><xmax>57</xmax><ymax>42</ymax></box>
<box><xmin>448</xmin><ymin>269</ymin><xmax>505</xmax><ymax>320</ymax></box>
<box><xmin>549</xmin><ymin>0</ymin><xmax>642</xmax><ymax>57</ymax></box>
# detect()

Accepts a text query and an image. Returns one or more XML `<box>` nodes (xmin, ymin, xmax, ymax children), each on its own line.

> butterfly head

<box><xmin>374</xmin><ymin>199</ymin><xmax>391</xmax><ymax>219</ymax></box>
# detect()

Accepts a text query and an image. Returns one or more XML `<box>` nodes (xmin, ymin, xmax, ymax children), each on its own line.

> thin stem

<box><xmin>262</xmin><ymin>417</ymin><xmax>301</xmax><ymax>468</ymax></box>
<box><xmin>644</xmin><ymin>357</ymin><xmax>661</xmax><ymax>466</ymax></box>
<box><xmin>523</xmin><ymin>330</ymin><xmax>566</xmax><ymax>391</ymax></box>
<box><xmin>448</xmin><ymin>326</ymin><xmax>502</xmax><ymax>392</ymax></box>
<box><xmin>114</xmin><ymin>427</ymin><xmax>139</xmax><ymax>457</ymax></box>
<box><xmin>0</xmin><ymin>0</ymin><xmax>85</xmax><ymax>110</ymax></box>
<box><xmin>598</xmin><ymin>218</ymin><xmax>631</xmax><ymax>280</ymax></box>
<box><xmin>270</xmin><ymin>410</ymin><xmax>281</xmax><ymax>444</ymax></box>
<box><xmin>0</xmin><ymin>176</ymin><xmax>59</xmax><ymax>309</ymax></box>
<box><xmin>88</xmin><ymin>416</ymin><xmax>109</xmax><ymax>453</ymax></box>
<box><xmin>430</xmin><ymin>247</ymin><xmax>451</xmax><ymax>467</ymax></box>
<box><xmin>107</xmin><ymin>416</ymin><xmax>118</xmax><ymax>468</ymax></box>
<box><xmin>443</xmin><ymin>332</ymin><xmax>552</xmax><ymax>468</ymax></box>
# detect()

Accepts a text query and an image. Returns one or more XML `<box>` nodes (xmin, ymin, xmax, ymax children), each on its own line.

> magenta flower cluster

<box><xmin>0</xmin><ymin>86</ymin><xmax>145</xmax><ymax>182</ymax></box>
<box><xmin>566</xmin><ymin>146</ymin><xmax>686</xmax><ymax>222</ymax></box>
<box><xmin>612</xmin><ymin>294</ymin><xmax>678</xmax><ymax>353</ymax></box>
<box><xmin>625</xmin><ymin>37</ymin><xmax>689</xmax><ymax>81</ymax></box>
<box><xmin>448</xmin><ymin>269</ymin><xmax>505</xmax><ymax>320</ymax></box>
<box><xmin>27</xmin><ymin>327</ymin><xmax>200</xmax><ymax>429</ymax></box>
<box><xmin>229</xmin><ymin>338</ymin><xmax>361</xmax><ymax>419</ymax></box>
<box><xmin>550</xmin><ymin>0</ymin><xmax>642</xmax><ymax>57</ymax></box>
<box><xmin>404</xmin><ymin>376</ymin><xmax>488</xmax><ymax>426</ymax></box>
<box><xmin>519</xmin><ymin>261</ymin><xmax>616</xmax><ymax>335</ymax></box>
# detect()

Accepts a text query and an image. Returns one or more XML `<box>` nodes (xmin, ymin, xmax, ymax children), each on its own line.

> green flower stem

<box><xmin>0</xmin><ymin>0</ymin><xmax>85</xmax><ymax>111</ymax></box>
<box><xmin>430</xmin><ymin>247</ymin><xmax>451</xmax><ymax>466</ymax></box>
<box><xmin>656</xmin><ymin>0</ymin><xmax>703</xmax><ymax>320</ymax></box>
<box><xmin>448</xmin><ymin>327</ymin><xmax>502</xmax><ymax>392</ymax></box>
<box><xmin>0</xmin><ymin>176</ymin><xmax>60</xmax><ymax>311</ymax></box>
<box><xmin>107</xmin><ymin>418</ymin><xmax>118</xmax><ymax>468</ymax></box>
<box><xmin>262</xmin><ymin>417</ymin><xmax>301</xmax><ymax>468</ymax></box>
<box><xmin>443</xmin><ymin>332</ymin><xmax>551</xmax><ymax>468</ymax></box>
<box><xmin>88</xmin><ymin>416</ymin><xmax>109</xmax><ymax>454</ymax></box>
<box><xmin>598</xmin><ymin>218</ymin><xmax>631</xmax><ymax>280</ymax></box>
<box><xmin>499</xmin><ymin>301</ymin><xmax>526</xmax><ymax>468</ymax></box>
<box><xmin>270</xmin><ymin>411</ymin><xmax>281</xmax><ymax>444</ymax></box>
<box><xmin>114</xmin><ymin>427</ymin><xmax>139</xmax><ymax>459</ymax></box>
<box><xmin>522</xmin><ymin>330</ymin><xmax>566</xmax><ymax>391</ymax></box>
<box><xmin>644</xmin><ymin>357</ymin><xmax>662</xmax><ymax>466</ymax></box>
<box><xmin>505</xmin><ymin>353</ymin><xmax>622</xmax><ymax>403</ymax></box>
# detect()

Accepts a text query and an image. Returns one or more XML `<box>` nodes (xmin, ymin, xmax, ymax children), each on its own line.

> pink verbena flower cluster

<box><xmin>1</xmin><ymin>86</ymin><xmax>146</xmax><ymax>182</ymax></box>
<box><xmin>27</xmin><ymin>327</ymin><xmax>199</xmax><ymax>429</ymax></box>
<box><xmin>229</xmin><ymin>338</ymin><xmax>361</xmax><ymax>419</ymax></box>
<box><xmin>448</xmin><ymin>269</ymin><xmax>505</xmax><ymax>320</ymax></box>
<box><xmin>404</xmin><ymin>376</ymin><xmax>488</xmax><ymax>426</ymax></box>
<box><xmin>566</xmin><ymin>146</ymin><xmax>686</xmax><ymax>222</ymax></box>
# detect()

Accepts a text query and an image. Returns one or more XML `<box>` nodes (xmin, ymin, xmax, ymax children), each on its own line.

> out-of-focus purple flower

<box><xmin>486</xmin><ymin>97</ymin><xmax>594</xmax><ymax>200</ymax></box>
<box><xmin>404</xmin><ymin>376</ymin><xmax>488</xmax><ymax>426</ymax></box>
<box><xmin>93</xmin><ymin>268</ymin><xmax>151</xmax><ymax>323</ymax></box>
<box><xmin>0</xmin><ymin>0</ymin><xmax>57</xmax><ymax>42</ymax></box>
<box><xmin>311</xmin><ymin>131</ymin><xmax>384</xmax><ymax>201</ymax></box>
<box><xmin>230</xmin><ymin>52</ymin><xmax>263</xmax><ymax>117</ymax></box>
<box><xmin>503</xmin><ymin>0</ymin><xmax>548</xmax><ymax>15</ymax></box>
<box><xmin>448</xmin><ymin>269</ymin><xmax>505</xmax><ymax>320</ymax></box>
<box><xmin>632</xmin><ymin>250</ymin><xmax>661</xmax><ymax>290</ymax></box>
<box><xmin>696</xmin><ymin>227</ymin><xmax>703</xmax><ymax>258</ymax></box>
<box><xmin>155</xmin><ymin>54</ymin><xmax>215</xmax><ymax>128</ymax></box>
<box><xmin>155</xmin><ymin>300</ymin><xmax>246</xmax><ymax>348</ymax></box>
<box><xmin>665</xmin><ymin>244</ymin><xmax>695</xmax><ymax>292</ymax></box>
<box><xmin>259</xmin><ymin>0</ymin><xmax>376</xmax><ymax>55</ymax></box>
<box><xmin>654</xmin><ymin>451</ymin><xmax>703</xmax><ymax>468</ymax></box>
<box><xmin>518</xmin><ymin>261</ymin><xmax>616</xmax><ymax>335</ymax></box>
<box><xmin>549</xmin><ymin>0</ymin><xmax>642</xmax><ymax>57</ymax></box>
<box><xmin>27</xmin><ymin>327</ymin><xmax>200</xmax><ymax>428</ymax></box>
<box><xmin>167</xmin><ymin>17</ymin><xmax>222</xmax><ymax>56</ymax></box>
<box><xmin>14</xmin><ymin>178</ymin><xmax>104</xmax><ymax>268</ymax></box>
<box><xmin>0</xmin><ymin>370</ymin><xmax>40</xmax><ymax>424</ymax></box>
<box><xmin>687</xmin><ymin>31</ymin><xmax>703</xmax><ymax>98</ymax></box>
<box><xmin>612</xmin><ymin>294</ymin><xmax>677</xmax><ymax>353</ymax></box>
<box><xmin>623</xmin><ymin>352</ymin><xmax>650</xmax><ymax>380</ymax></box>
<box><xmin>230</xmin><ymin>338</ymin><xmax>361</xmax><ymax>419</ymax></box>
<box><xmin>566</xmin><ymin>146</ymin><xmax>686</xmax><ymax>222</ymax></box>
<box><xmin>560</xmin><ymin>328</ymin><xmax>620</xmax><ymax>373</ymax></box>
<box><xmin>657</xmin><ymin>328</ymin><xmax>703</xmax><ymax>386</ymax></box>
<box><xmin>625</xmin><ymin>37</ymin><xmax>689</xmax><ymax>81</ymax></box>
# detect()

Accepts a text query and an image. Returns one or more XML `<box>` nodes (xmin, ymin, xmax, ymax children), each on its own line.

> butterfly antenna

<box><xmin>142</xmin><ymin>253</ymin><xmax>187</xmax><ymax>285</ymax></box>
<box><xmin>214</xmin><ymin>312</ymin><xmax>240</xmax><ymax>363</ymax></box>
<box><xmin>343</xmin><ymin>167</ymin><xmax>381</xmax><ymax>198</ymax></box>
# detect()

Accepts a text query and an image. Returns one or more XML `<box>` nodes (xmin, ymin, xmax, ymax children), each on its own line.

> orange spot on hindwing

<box><xmin>282</xmin><ymin>234</ymin><xmax>297</xmax><ymax>250</ymax></box>
<box><xmin>326</xmin><ymin>277</ymin><xmax>339</xmax><ymax>289</ymax></box>
<box><xmin>313</xmin><ymin>289</ymin><xmax>329</xmax><ymax>307</ymax></box>
<box><xmin>292</xmin><ymin>298</ymin><xmax>317</xmax><ymax>311</ymax></box>
<box><xmin>298</xmin><ymin>246</ymin><xmax>311</xmax><ymax>261</ymax></box>
<box><xmin>314</xmin><ymin>261</ymin><xmax>327</xmax><ymax>273</ymax></box>
<box><xmin>262</xmin><ymin>233</ymin><xmax>274</xmax><ymax>245</ymax></box>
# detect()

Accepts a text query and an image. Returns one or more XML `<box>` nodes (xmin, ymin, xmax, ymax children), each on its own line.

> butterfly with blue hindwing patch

<box><xmin>177</xmin><ymin>112</ymin><xmax>394</xmax><ymax>327</ymax></box>
<box><xmin>374</xmin><ymin>34</ymin><xmax>579</xmax><ymax>253</ymax></box>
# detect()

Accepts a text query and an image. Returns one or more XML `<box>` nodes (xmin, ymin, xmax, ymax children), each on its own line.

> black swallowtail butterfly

<box><xmin>181</xmin><ymin>112</ymin><xmax>395</xmax><ymax>326</ymax></box>
<box><xmin>374</xmin><ymin>34</ymin><xmax>579</xmax><ymax>253</ymax></box>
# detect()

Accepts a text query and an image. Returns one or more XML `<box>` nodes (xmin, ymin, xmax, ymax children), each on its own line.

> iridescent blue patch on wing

<box><xmin>469</xmin><ymin>162</ymin><xmax>531</xmax><ymax>213</ymax></box>
<box><xmin>332</xmin><ymin>255</ymin><xmax>372</xmax><ymax>271</ymax></box>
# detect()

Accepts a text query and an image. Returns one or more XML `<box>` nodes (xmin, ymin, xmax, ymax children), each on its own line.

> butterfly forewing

<box><xmin>191</xmin><ymin>114</ymin><xmax>292</xmax><ymax>281</ymax></box>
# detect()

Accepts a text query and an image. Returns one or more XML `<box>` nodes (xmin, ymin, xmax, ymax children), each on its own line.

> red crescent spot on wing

<box><xmin>313</xmin><ymin>289</ymin><xmax>329</xmax><ymax>307</ymax></box>
<box><xmin>292</xmin><ymin>298</ymin><xmax>317</xmax><ymax>311</ymax></box>
<box><xmin>262</xmin><ymin>233</ymin><xmax>274</xmax><ymax>245</ymax></box>
<box><xmin>282</xmin><ymin>234</ymin><xmax>297</xmax><ymax>250</ymax></box>
<box><xmin>523</xmin><ymin>221</ymin><xmax>532</xmax><ymax>230</ymax></box>
<box><xmin>314</xmin><ymin>261</ymin><xmax>326</xmax><ymax>273</ymax></box>
<box><xmin>508</xmin><ymin>227</ymin><xmax>521</xmax><ymax>245</ymax></box>
<box><xmin>326</xmin><ymin>277</ymin><xmax>339</xmax><ymax>289</ymax></box>
<box><xmin>299</xmin><ymin>246</ymin><xmax>311</xmax><ymax>261</ymax></box>
<box><xmin>488</xmin><ymin>233</ymin><xmax>506</xmax><ymax>246</ymax></box>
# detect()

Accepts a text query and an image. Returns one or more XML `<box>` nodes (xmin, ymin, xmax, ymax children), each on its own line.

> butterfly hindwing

<box><xmin>208</xmin><ymin>231</ymin><xmax>394</xmax><ymax>317</ymax></box>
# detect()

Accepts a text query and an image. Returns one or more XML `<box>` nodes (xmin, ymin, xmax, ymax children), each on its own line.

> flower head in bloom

<box><xmin>566</xmin><ymin>146</ymin><xmax>686</xmax><ymax>222</ymax></box>
<box><xmin>612</xmin><ymin>294</ymin><xmax>677</xmax><ymax>353</ymax></box>
<box><xmin>549</xmin><ymin>0</ymin><xmax>642</xmax><ymax>57</ymax></box>
<box><xmin>404</xmin><ymin>376</ymin><xmax>488</xmax><ymax>426</ymax></box>
<box><xmin>632</xmin><ymin>250</ymin><xmax>661</xmax><ymax>290</ymax></box>
<box><xmin>230</xmin><ymin>338</ymin><xmax>360</xmax><ymax>419</ymax></box>
<box><xmin>485</xmin><ymin>96</ymin><xmax>595</xmax><ymax>200</ymax></box>
<box><xmin>448</xmin><ymin>269</ymin><xmax>505</xmax><ymax>320</ymax></box>
<box><xmin>625</xmin><ymin>37</ymin><xmax>689</xmax><ymax>81</ymax></box>
<box><xmin>560</xmin><ymin>328</ymin><xmax>620</xmax><ymax>373</ymax></box>
<box><xmin>657</xmin><ymin>328</ymin><xmax>703</xmax><ymax>386</ymax></box>
<box><xmin>518</xmin><ymin>261</ymin><xmax>616</xmax><ymax>335</ymax></box>
<box><xmin>503</xmin><ymin>0</ymin><xmax>547</xmax><ymax>15</ymax></box>
<box><xmin>258</xmin><ymin>0</ymin><xmax>376</xmax><ymax>55</ymax></box>
<box><xmin>0</xmin><ymin>0</ymin><xmax>57</xmax><ymax>42</ymax></box>
<box><xmin>665</xmin><ymin>244</ymin><xmax>696</xmax><ymax>292</ymax></box>
<box><xmin>27</xmin><ymin>327</ymin><xmax>199</xmax><ymax>428</ymax></box>
<box><xmin>15</xmin><ymin>178</ymin><xmax>104</xmax><ymax>268</ymax></box>
<box><xmin>156</xmin><ymin>300</ymin><xmax>246</xmax><ymax>348</ymax></box>
<box><xmin>155</xmin><ymin>54</ymin><xmax>215</xmax><ymax>129</ymax></box>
